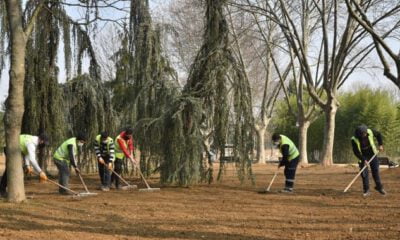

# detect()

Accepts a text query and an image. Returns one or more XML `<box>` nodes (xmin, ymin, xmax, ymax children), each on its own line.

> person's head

<box><xmin>355</xmin><ymin>125</ymin><xmax>368</xmax><ymax>138</ymax></box>
<box><xmin>124</xmin><ymin>127</ymin><xmax>133</xmax><ymax>139</ymax></box>
<box><xmin>100</xmin><ymin>131</ymin><xmax>109</xmax><ymax>143</ymax></box>
<box><xmin>38</xmin><ymin>133</ymin><xmax>49</xmax><ymax>148</ymax></box>
<box><xmin>271</xmin><ymin>133</ymin><xmax>281</xmax><ymax>146</ymax></box>
<box><xmin>76</xmin><ymin>132</ymin><xmax>87</xmax><ymax>146</ymax></box>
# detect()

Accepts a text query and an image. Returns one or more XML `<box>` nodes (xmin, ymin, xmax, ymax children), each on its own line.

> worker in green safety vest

<box><xmin>272</xmin><ymin>133</ymin><xmax>300</xmax><ymax>193</ymax></box>
<box><xmin>53</xmin><ymin>133</ymin><xmax>87</xmax><ymax>195</ymax></box>
<box><xmin>94</xmin><ymin>131</ymin><xmax>115</xmax><ymax>191</ymax></box>
<box><xmin>0</xmin><ymin>134</ymin><xmax>49</xmax><ymax>197</ymax></box>
<box><xmin>351</xmin><ymin>124</ymin><xmax>386</xmax><ymax>197</ymax></box>
<box><xmin>112</xmin><ymin>127</ymin><xmax>136</xmax><ymax>189</ymax></box>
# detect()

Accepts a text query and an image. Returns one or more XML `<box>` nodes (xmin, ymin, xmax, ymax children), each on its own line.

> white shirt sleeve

<box><xmin>26</xmin><ymin>142</ymin><xmax>42</xmax><ymax>173</ymax></box>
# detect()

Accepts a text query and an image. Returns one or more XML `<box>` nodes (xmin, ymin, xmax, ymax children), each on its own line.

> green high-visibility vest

<box><xmin>115</xmin><ymin>134</ymin><xmax>128</xmax><ymax>159</ymax></box>
<box><xmin>351</xmin><ymin>129</ymin><xmax>378</xmax><ymax>155</ymax></box>
<box><xmin>95</xmin><ymin>135</ymin><xmax>113</xmax><ymax>154</ymax></box>
<box><xmin>280</xmin><ymin>135</ymin><xmax>299</xmax><ymax>161</ymax></box>
<box><xmin>20</xmin><ymin>134</ymin><xmax>34</xmax><ymax>155</ymax></box>
<box><xmin>54</xmin><ymin>137</ymin><xmax>77</xmax><ymax>162</ymax></box>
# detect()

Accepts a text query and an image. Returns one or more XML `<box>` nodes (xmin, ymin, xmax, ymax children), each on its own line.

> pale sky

<box><xmin>0</xmin><ymin>1</ymin><xmax>399</xmax><ymax>105</ymax></box>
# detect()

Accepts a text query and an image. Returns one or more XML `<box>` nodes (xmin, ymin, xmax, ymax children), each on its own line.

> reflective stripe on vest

<box><xmin>351</xmin><ymin>129</ymin><xmax>377</xmax><ymax>155</ymax></box>
<box><xmin>54</xmin><ymin>138</ymin><xmax>77</xmax><ymax>162</ymax></box>
<box><xmin>95</xmin><ymin>135</ymin><xmax>113</xmax><ymax>154</ymax></box>
<box><xmin>280</xmin><ymin>135</ymin><xmax>299</xmax><ymax>161</ymax></box>
<box><xmin>20</xmin><ymin>134</ymin><xmax>34</xmax><ymax>155</ymax></box>
<box><xmin>115</xmin><ymin>134</ymin><xmax>128</xmax><ymax>159</ymax></box>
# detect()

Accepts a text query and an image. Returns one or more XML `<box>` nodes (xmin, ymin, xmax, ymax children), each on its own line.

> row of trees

<box><xmin>273</xmin><ymin>87</ymin><xmax>400</xmax><ymax>163</ymax></box>
<box><xmin>1</xmin><ymin>0</ymin><xmax>400</xmax><ymax>202</ymax></box>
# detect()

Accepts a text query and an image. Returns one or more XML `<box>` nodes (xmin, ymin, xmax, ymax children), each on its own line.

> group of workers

<box><xmin>271</xmin><ymin>124</ymin><xmax>387</xmax><ymax>196</ymax></box>
<box><xmin>0</xmin><ymin>128</ymin><xmax>136</xmax><ymax>197</ymax></box>
<box><xmin>0</xmin><ymin>124</ymin><xmax>388</xmax><ymax>197</ymax></box>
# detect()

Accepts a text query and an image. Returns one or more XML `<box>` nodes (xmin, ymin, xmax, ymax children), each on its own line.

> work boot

<box><xmin>0</xmin><ymin>191</ymin><xmax>7</xmax><ymax>198</ymax></box>
<box><xmin>374</xmin><ymin>186</ymin><xmax>387</xmax><ymax>195</ymax></box>
<box><xmin>363</xmin><ymin>190</ymin><xmax>370</xmax><ymax>197</ymax></box>
<box><xmin>388</xmin><ymin>161</ymin><xmax>399</xmax><ymax>168</ymax></box>
<box><xmin>279</xmin><ymin>188</ymin><xmax>293</xmax><ymax>193</ymax></box>
<box><xmin>59</xmin><ymin>191</ymin><xmax>73</xmax><ymax>196</ymax></box>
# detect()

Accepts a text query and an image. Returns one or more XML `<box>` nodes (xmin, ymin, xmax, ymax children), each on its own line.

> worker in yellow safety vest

<box><xmin>53</xmin><ymin>133</ymin><xmax>87</xmax><ymax>195</ymax></box>
<box><xmin>272</xmin><ymin>133</ymin><xmax>300</xmax><ymax>193</ymax></box>
<box><xmin>0</xmin><ymin>134</ymin><xmax>49</xmax><ymax>197</ymax></box>
<box><xmin>351</xmin><ymin>125</ymin><xmax>386</xmax><ymax>197</ymax></box>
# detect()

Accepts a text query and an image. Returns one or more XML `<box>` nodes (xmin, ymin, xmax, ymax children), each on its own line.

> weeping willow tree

<box><xmin>21</xmin><ymin>1</ymin><xmax>117</xmax><ymax>171</ymax></box>
<box><xmin>63</xmin><ymin>74</ymin><xmax>117</xmax><ymax>172</ymax></box>
<box><xmin>111</xmin><ymin>0</ymin><xmax>178</xmax><ymax>176</ymax></box>
<box><xmin>159</xmin><ymin>0</ymin><xmax>255</xmax><ymax>185</ymax></box>
<box><xmin>22</xmin><ymin>2</ymin><xmax>66</xmax><ymax>171</ymax></box>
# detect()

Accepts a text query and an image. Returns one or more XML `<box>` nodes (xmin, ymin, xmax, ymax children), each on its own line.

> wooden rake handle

<box><xmin>343</xmin><ymin>153</ymin><xmax>378</xmax><ymax>193</ymax></box>
<box><xmin>77</xmin><ymin>172</ymin><xmax>90</xmax><ymax>193</ymax></box>
<box><xmin>266</xmin><ymin>171</ymin><xmax>279</xmax><ymax>191</ymax></box>
<box><xmin>130</xmin><ymin>159</ymin><xmax>151</xmax><ymax>189</ymax></box>
<box><xmin>46</xmin><ymin>178</ymin><xmax>79</xmax><ymax>195</ymax></box>
<box><xmin>101</xmin><ymin>162</ymin><xmax>131</xmax><ymax>186</ymax></box>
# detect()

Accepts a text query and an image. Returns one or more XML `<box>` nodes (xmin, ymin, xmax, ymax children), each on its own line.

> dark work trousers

<box><xmin>98</xmin><ymin>156</ymin><xmax>111</xmax><ymax>187</ymax></box>
<box><xmin>284</xmin><ymin>156</ymin><xmax>299</xmax><ymax>189</ymax></box>
<box><xmin>0</xmin><ymin>168</ymin><xmax>7</xmax><ymax>194</ymax></box>
<box><xmin>0</xmin><ymin>148</ymin><xmax>5</xmax><ymax>194</ymax></box>
<box><xmin>1</xmin><ymin>150</ymin><xmax>25</xmax><ymax>194</ymax></box>
<box><xmin>111</xmin><ymin>158</ymin><xmax>123</xmax><ymax>188</ymax></box>
<box><xmin>54</xmin><ymin>159</ymin><xmax>71</xmax><ymax>194</ymax></box>
<box><xmin>359</xmin><ymin>155</ymin><xmax>382</xmax><ymax>192</ymax></box>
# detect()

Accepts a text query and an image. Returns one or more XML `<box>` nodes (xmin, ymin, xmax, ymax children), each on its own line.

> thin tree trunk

<box><xmin>4</xmin><ymin>0</ymin><xmax>27</xmax><ymax>203</ymax></box>
<box><xmin>321</xmin><ymin>101</ymin><xmax>338</xmax><ymax>166</ymax></box>
<box><xmin>298</xmin><ymin>119</ymin><xmax>310</xmax><ymax>165</ymax></box>
<box><xmin>255</xmin><ymin>118</ymin><xmax>270</xmax><ymax>164</ymax></box>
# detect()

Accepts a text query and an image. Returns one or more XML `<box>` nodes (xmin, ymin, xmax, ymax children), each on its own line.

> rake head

<box><xmin>257</xmin><ymin>188</ymin><xmax>270</xmax><ymax>194</ymax></box>
<box><xmin>139</xmin><ymin>188</ymin><xmax>160</xmax><ymax>192</ymax></box>
<box><xmin>120</xmin><ymin>185</ymin><xmax>138</xmax><ymax>191</ymax></box>
<box><xmin>77</xmin><ymin>192</ymin><xmax>98</xmax><ymax>197</ymax></box>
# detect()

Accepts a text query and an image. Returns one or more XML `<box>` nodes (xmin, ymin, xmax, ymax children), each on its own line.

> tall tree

<box><xmin>345</xmin><ymin>0</ymin><xmax>400</xmax><ymax>88</ymax></box>
<box><xmin>1</xmin><ymin>0</ymin><xmax>44</xmax><ymax>202</ymax></box>
<box><xmin>244</xmin><ymin>0</ymin><xmax>386</xmax><ymax>165</ymax></box>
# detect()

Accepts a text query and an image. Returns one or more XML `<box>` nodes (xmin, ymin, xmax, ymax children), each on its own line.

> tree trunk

<box><xmin>298</xmin><ymin>119</ymin><xmax>310</xmax><ymax>165</ymax></box>
<box><xmin>4</xmin><ymin>0</ymin><xmax>27</xmax><ymax>203</ymax></box>
<box><xmin>255</xmin><ymin>126</ymin><xmax>266</xmax><ymax>164</ymax></box>
<box><xmin>320</xmin><ymin>101</ymin><xmax>338</xmax><ymax>166</ymax></box>
<box><xmin>255</xmin><ymin>117</ymin><xmax>270</xmax><ymax>164</ymax></box>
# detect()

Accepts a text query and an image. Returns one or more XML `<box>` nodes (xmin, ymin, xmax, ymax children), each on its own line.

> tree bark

<box><xmin>320</xmin><ymin>100</ymin><xmax>338</xmax><ymax>166</ymax></box>
<box><xmin>255</xmin><ymin>118</ymin><xmax>270</xmax><ymax>164</ymax></box>
<box><xmin>4</xmin><ymin>0</ymin><xmax>28</xmax><ymax>202</ymax></box>
<box><xmin>298</xmin><ymin>119</ymin><xmax>310</xmax><ymax>165</ymax></box>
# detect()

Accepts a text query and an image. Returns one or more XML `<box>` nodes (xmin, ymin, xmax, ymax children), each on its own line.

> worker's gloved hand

<box><xmin>130</xmin><ymin>157</ymin><xmax>137</xmax><ymax>165</ymax></box>
<box><xmin>378</xmin><ymin>145</ymin><xmax>384</xmax><ymax>152</ymax></box>
<box><xmin>39</xmin><ymin>171</ymin><xmax>48</xmax><ymax>182</ymax></box>
<box><xmin>278</xmin><ymin>161</ymin><xmax>284</xmax><ymax>168</ymax></box>
<box><xmin>98</xmin><ymin>157</ymin><xmax>105</xmax><ymax>165</ymax></box>
<box><xmin>75</xmin><ymin>168</ymin><xmax>81</xmax><ymax>174</ymax></box>
<box><xmin>25</xmin><ymin>166</ymin><xmax>33</xmax><ymax>175</ymax></box>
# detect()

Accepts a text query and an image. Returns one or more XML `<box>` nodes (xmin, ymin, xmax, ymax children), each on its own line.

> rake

<box><xmin>343</xmin><ymin>153</ymin><xmax>378</xmax><ymax>193</ymax></box>
<box><xmin>77</xmin><ymin>172</ymin><xmax>98</xmax><ymax>197</ymax></box>
<box><xmin>46</xmin><ymin>178</ymin><xmax>91</xmax><ymax>198</ymax></box>
<box><xmin>102</xmin><ymin>162</ymin><xmax>137</xmax><ymax>190</ymax></box>
<box><xmin>130</xmin><ymin>159</ymin><xmax>160</xmax><ymax>192</ymax></box>
<box><xmin>258</xmin><ymin>170</ymin><xmax>279</xmax><ymax>194</ymax></box>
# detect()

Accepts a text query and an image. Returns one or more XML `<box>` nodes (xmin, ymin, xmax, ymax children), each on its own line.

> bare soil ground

<box><xmin>0</xmin><ymin>156</ymin><xmax>399</xmax><ymax>240</ymax></box>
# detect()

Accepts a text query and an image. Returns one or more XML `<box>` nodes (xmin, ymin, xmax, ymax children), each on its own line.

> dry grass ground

<box><xmin>0</xmin><ymin>156</ymin><xmax>399</xmax><ymax>240</ymax></box>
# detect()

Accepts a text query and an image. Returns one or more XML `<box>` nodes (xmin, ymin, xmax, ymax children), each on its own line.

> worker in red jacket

<box><xmin>112</xmin><ymin>127</ymin><xmax>136</xmax><ymax>189</ymax></box>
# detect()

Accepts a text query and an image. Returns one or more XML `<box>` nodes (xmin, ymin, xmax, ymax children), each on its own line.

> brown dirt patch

<box><xmin>0</xmin><ymin>164</ymin><xmax>399</xmax><ymax>240</ymax></box>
